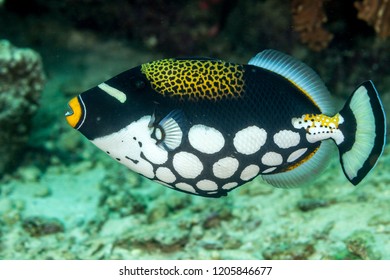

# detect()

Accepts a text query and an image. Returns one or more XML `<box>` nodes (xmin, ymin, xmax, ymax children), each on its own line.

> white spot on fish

<box><xmin>240</xmin><ymin>164</ymin><xmax>260</xmax><ymax>180</ymax></box>
<box><xmin>233</xmin><ymin>126</ymin><xmax>267</xmax><ymax>155</ymax></box>
<box><xmin>98</xmin><ymin>82</ymin><xmax>127</xmax><ymax>103</ymax></box>
<box><xmin>155</xmin><ymin>167</ymin><xmax>176</xmax><ymax>183</ymax></box>
<box><xmin>172</xmin><ymin>152</ymin><xmax>203</xmax><ymax>179</ymax></box>
<box><xmin>287</xmin><ymin>148</ymin><xmax>308</xmax><ymax>163</ymax></box>
<box><xmin>212</xmin><ymin>157</ymin><xmax>239</xmax><ymax>179</ymax></box>
<box><xmin>261</xmin><ymin>152</ymin><xmax>283</xmax><ymax>166</ymax></box>
<box><xmin>263</xmin><ymin>167</ymin><xmax>277</xmax><ymax>173</ymax></box>
<box><xmin>273</xmin><ymin>130</ymin><xmax>300</xmax><ymax>149</ymax></box>
<box><xmin>188</xmin><ymin>124</ymin><xmax>225</xmax><ymax>154</ymax></box>
<box><xmin>196</xmin><ymin>179</ymin><xmax>218</xmax><ymax>191</ymax></box>
<box><xmin>175</xmin><ymin>182</ymin><xmax>197</xmax><ymax>194</ymax></box>
<box><xmin>222</xmin><ymin>182</ymin><xmax>238</xmax><ymax>190</ymax></box>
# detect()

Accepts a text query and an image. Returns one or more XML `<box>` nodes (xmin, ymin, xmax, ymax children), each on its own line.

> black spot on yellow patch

<box><xmin>304</xmin><ymin>113</ymin><xmax>341</xmax><ymax>129</ymax></box>
<box><xmin>141</xmin><ymin>59</ymin><xmax>245</xmax><ymax>101</ymax></box>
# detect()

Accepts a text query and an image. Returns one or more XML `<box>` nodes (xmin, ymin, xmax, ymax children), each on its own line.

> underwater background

<box><xmin>0</xmin><ymin>0</ymin><xmax>389</xmax><ymax>260</ymax></box>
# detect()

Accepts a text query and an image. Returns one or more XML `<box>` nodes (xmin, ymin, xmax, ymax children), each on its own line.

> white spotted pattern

<box><xmin>212</xmin><ymin>157</ymin><xmax>239</xmax><ymax>179</ymax></box>
<box><xmin>207</xmin><ymin>191</ymin><xmax>219</xmax><ymax>195</ymax></box>
<box><xmin>196</xmin><ymin>179</ymin><xmax>219</xmax><ymax>191</ymax></box>
<box><xmin>188</xmin><ymin>125</ymin><xmax>225</xmax><ymax>154</ymax></box>
<box><xmin>222</xmin><ymin>182</ymin><xmax>238</xmax><ymax>190</ymax></box>
<box><xmin>261</xmin><ymin>152</ymin><xmax>283</xmax><ymax>166</ymax></box>
<box><xmin>155</xmin><ymin>167</ymin><xmax>176</xmax><ymax>183</ymax></box>
<box><xmin>287</xmin><ymin>148</ymin><xmax>308</xmax><ymax>163</ymax></box>
<box><xmin>172</xmin><ymin>152</ymin><xmax>203</xmax><ymax>179</ymax></box>
<box><xmin>175</xmin><ymin>182</ymin><xmax>197</xmax><ymax>194</ymax></box>
<box><xmin>240</xmin><ymin>164</ymin><xmax>260</xmax><ymax>181</ymax></box>
<box><xmin>273</xmin><ymin>130</ymin><xmax>300</xmax><ymax>149</ymax></box>
<box><xmin>263</xmin><ymin>167</ymin><xmax>277</xmax><ymax>173</ymax></box>
<box><xmin>233</xmin><ymin>126</ymin><xmax>267</xmax><ymax>155</ymax></box>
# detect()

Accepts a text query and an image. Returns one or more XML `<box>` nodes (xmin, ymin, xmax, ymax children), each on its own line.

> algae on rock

<box><xmin>0</xmin><ymin>40</ymin><xmax>45</xmax><ymax>175</ymax></box>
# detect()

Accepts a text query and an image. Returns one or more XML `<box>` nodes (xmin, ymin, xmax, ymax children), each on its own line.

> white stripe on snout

<box><xmin>98</xmin><ymin>82</ymin><xmax>127</xmax><ymax>103</ymax></box>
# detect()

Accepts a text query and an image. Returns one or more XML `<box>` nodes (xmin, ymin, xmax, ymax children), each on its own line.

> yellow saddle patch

<box><xmin>141</xmin><ymin>59</ymin><xmax>245</xmax><ymax>101</ymax></box>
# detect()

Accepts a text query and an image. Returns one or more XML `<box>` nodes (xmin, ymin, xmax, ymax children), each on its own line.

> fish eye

<box><xmin>134</xmin><ymin>79</ymin><xmax>145</xmax><ymax>90</ymax></box>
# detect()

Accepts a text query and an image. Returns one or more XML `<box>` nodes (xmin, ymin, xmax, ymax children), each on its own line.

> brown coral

<box><xmin>0</xmin><ymin>40</ymin><xmax>45</xmax><ymax>175</ymax></box>
<box><xmin>355</xmin><ymin>0</ymin><xmax>390</xmax><ymax>38</ymax></box>
<box><xmin>292</xmin><ymin>0</ymin><xmax>390</xmax><ymax>51</ymax></box>
<box><xmin>291</xmin><ymin>0</ymin><xmax>333</xmax><ymax>51</ymax></box>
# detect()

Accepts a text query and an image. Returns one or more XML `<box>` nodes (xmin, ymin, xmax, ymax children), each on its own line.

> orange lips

<box><xmin>65</xmin><ymin>96</ymin><xmax>83</xmax><ymax>128</ymax></box>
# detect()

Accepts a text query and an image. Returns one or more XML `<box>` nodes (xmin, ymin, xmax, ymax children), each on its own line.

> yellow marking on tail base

<box><xmin>303</xmin><ymin>113</ymin><xmax>341</xmax><ymax>129</ymax></box>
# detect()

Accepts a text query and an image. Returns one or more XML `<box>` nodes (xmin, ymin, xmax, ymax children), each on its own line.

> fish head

<box><xmin>65</xmin><ymin>65</ymin><xmax>186</xmax><ymax>181</ymax></box>
<box><xmin>65</xmin><ymin>66</ymin><xmax>158</xmax><ymax>140</ymax></box>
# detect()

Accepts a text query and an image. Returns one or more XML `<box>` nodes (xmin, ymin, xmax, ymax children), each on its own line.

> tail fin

<box><xmin>337</xmin><ymin>81</ymin><xmax>386</xmax><ymax>185</ymax></box>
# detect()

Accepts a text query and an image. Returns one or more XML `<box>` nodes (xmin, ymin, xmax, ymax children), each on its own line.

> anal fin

<box><xmin>262</xmin><ymin>141</ymin><xmax>335</xmax><ymax>188</ymax></box>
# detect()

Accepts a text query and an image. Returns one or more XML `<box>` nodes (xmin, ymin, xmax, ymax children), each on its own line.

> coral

<box><xmin>291</xmin><ymin>0</ymin><xmax>390</xmax><ymax>51</ymax></box>
<box><xmin>296</xmin><ymin>198</ymin><xmax>332</xmax><ymax>212</ymax></box>
<box><xmin>344</xmin><ymin>230</ymin><xmax>381</xmax><ymax>259</ymax></box>
<box><xmin>114</xmin><ymin>220</ymin><xmax>191</xmax><ymax>254</ymax></box>
<box><xmin>291</xmin><ymin>0</ymin><xmax>333</xmax><ymax>51</ymax></box>
<box><xmin>355</xmin><ymin>0</ymin><xmax>390</xmax><ymax>38</ymax></box>
<box><xmin>0</xmin><ymin>40</ymin><xmax>45</xmax><ymax>175</ymax></box>
<box><xmin>263</xmin><ymin>242</ymin><xmax>315</xmax><ymax>260</ymax></box>
<box><xmin>22</xmin><ymin>216</ymin><xmax>64</xmax><ymax>237</ymax></box>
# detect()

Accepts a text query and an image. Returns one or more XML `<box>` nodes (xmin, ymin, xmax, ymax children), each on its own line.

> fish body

<box><xmin>65</xmin><ymin>50</ymin><xmax>386</xmax><ymax>197</ymax></box>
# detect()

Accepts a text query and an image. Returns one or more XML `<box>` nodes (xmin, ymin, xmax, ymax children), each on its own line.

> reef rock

<box><xmin>0</xmin><ymin>40</ymin><xmax>45</xmax><ymax>175</ymax></box>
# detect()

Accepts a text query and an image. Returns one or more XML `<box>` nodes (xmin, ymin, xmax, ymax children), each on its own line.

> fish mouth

<box><xmin>65</xmin><ymin>105</ymin><xmax>74</xmax><ymax>117</ymax></box>
<box><xmin>65</xmin><ymin>96</ymin><xmax>84</xmax><ymax>129</ymax></box>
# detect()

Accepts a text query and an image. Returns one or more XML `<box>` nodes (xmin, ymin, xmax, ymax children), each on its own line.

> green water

<box><xmin>0</xmin><ymin>0</ymin><xmax>389</xmax><ymax>260</ymax></box>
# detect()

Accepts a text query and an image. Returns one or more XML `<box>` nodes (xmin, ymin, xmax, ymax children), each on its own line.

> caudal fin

<box><xmin>337</xmin><ymin>81</ymin><xmax>386</xmax><ymax>185</ymax></box>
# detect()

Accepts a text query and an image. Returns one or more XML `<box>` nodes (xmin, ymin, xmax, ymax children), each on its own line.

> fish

<box><xmin>65</xmin><ymin>50</ymin><xmax>386</xmax><ymax>198</ymax></box>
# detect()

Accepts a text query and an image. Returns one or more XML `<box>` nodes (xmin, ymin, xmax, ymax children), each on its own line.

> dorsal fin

<box><xmin>248</xmin><ymin>49</ymin><xmax>336</xmax><ymax>115</ymax></box>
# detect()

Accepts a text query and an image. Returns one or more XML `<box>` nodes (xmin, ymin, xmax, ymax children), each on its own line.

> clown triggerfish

<box><xmin>65</xmin><ymin>50</ymin><xmax>386</xmax><ymax>198</ymax></box>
